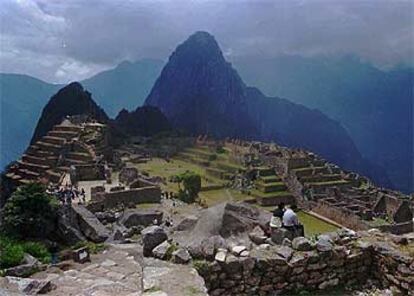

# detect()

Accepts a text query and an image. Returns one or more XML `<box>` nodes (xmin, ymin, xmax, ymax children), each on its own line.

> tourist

<box><xmin>283</xmin><ymin>205</ymin><xmax>305</xmax><ymax>236</ymax></box>
<box><xmin>270</xmin><ymin>203</ymin><xmax>285</xmax><ymax>229</ymax></box>
<box><xmin>282</xmin><ymin>204</ymin><xmax>299</xmax><ymax>233</ymax></box>
<box><xmin>81</xmin><ymin>188</ymin><xmax>86</xmax><ymax>203</ymax></box>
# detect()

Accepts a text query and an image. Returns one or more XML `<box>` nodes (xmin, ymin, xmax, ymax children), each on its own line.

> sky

<box><xmin>1</xmin><ymin>0</ymin><xmax>413</xmax><ymax>84</ymax></box>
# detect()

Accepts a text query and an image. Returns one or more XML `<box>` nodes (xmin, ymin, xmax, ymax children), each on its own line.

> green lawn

<box><xmin>297</xmin><ymin>211</ymin><xmax>339</xmax><ymax>237</ymax></box>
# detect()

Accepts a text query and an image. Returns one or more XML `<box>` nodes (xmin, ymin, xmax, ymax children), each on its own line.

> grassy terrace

<box><xmin>256</xmin><ymin>207</ymin><xmax>339</xmax><ymax>237</ymax></box>
<box><xmin>297</xmin><ymin>211</ymin><xmax>339</xmax><ymax>236</ymax></box>
<box><xmin>134</xmin><ymin>158</ymin><xmax>224</xmax><ymax>192</ymax></box>
<box><xmin>199</xmin><ymin>189</ymin><xmax>254</xmax><ymax>206</ymax></box>
<box><xmin>251</xmin><ymin>189</ymin><xmax>292</xmax><ymax>198</ymax></box>
<box><xmin>259</xmin><ymin>175</ymin><xmax>281</xmax><ymax>183</ymax></box>
<box><xmin>304</xmin><ymin>180</ymin><xmax>349</xmax><ymax>187</ymax></box>
<box><xmin>292</xmin><ymin>166</ymin><xmax>325</xmax><ymax>172</ymax></box>
<box><xmin>133</xmin><ymin>146</ymin><xmax>252</xmax><ymax>204</ymax></box>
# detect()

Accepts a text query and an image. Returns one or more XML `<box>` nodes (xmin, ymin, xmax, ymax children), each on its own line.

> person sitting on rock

<box><xmin>282</xmin><ymin>204</ymin><xmax>299</xmax><ymax>233</ymax></box>
<box><xmin>270</xmin><ymin>202</ymin><xmax>285</xmax><ymax>229</ymax></box>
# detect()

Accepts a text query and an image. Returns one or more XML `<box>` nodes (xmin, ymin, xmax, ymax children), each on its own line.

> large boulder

<box><xmin>271</xmin><ymin>228</ymin><xmax>294</xmax><ymax>244</ymax></box>
<box><xmin>188</xmin><ymin>235</ymin><xmax>227</xmax><ymax>260</ymax></box>
<box><xmin>120</xmin><ymin>209</ymin><xmax>163</xmax><ymax>228</ymax></box>
<box><xmin>0</xmin><ymin>276</ymin><xmax>53</xmax><ymax>295</ymax></box>
<box><xmin>71</xmin><ymin>205</ymin><xmax>110</xmax><ymax>243</ymax></box>
<box><xmin>182</xmin><ymin>202</ymin><xmax>271</xmax><ymax>244</ymax></box>
<box><xmin>5</xmin><ymin>254</ymin><xmax>41</xmax><ymax>277</ymax></box>
<box><xmin>172</xmin><ymin>248</ymin><xmax>191</xmax><ymax>264</ymax></box>
<box><xmin>249</xmin><ymin>226</ymin><xmax>267</xmax><ymax>245</ymax></box>
<box><xmin>142</xmin><ymin>226</ymin><xmax>168</xmax><ymax>256</ymax></box>
<box><xmin>56</xmin><ymin>209</ymin><xmax>86</xmax><ymax>245</ymax></box>
<box><xmin>220</xmin><ymin>202</ymin><xmax>271</xmax><ymax>237</ymax></box>
<box><xmin>152</xmin><ymin>241</ymin><xmax>171</xmax><ymax>259</ymax></box>
<box><xmin>292</xmin><ymin>237</ymin><xmax>314</xmax><ymax>251</ymax></box>
<box><xmin>174</xmin><ymin>215</ymin><xmax>199</xmax><ymax>231</ymax></box>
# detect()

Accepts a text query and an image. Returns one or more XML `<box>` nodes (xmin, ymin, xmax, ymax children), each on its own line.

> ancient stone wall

<box><xmin>197</xmin><ymin>238</ymin><xmax>414</xmax><ymax>296</ymax></box>
<box><xmin>71</xmin><ymin>164</ymin><xmax>105</xmax><ymax>182</ymax></box>
<box><xmin>130</xmin><ymin>178</ymin><xmax>157</xmax><ymax>189</ymax></box>
<box><xmin>377</xmin><ymin>221</ymin><xmax>414</xmax><ymax>235</ymax></box>
<box><xmin>87</xmin><ymin>187</ymin><xmax>161</xmax><ymax>212</ymax></box>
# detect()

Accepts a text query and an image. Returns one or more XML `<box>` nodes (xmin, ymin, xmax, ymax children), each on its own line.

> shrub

<box><xmin>165</xmin><ymin>243</ymin><xmax>178</xmax><ymax>260</ymax></box>
<box><xmin>22</xmin><ymin>242</ymin><xmax>51</xmax><ymax>264</ymax></box>
<box><xmin>176</xmin><ymin>171</ymin><xmax>201</xmax><ymax>204</ymax></box>
<box><xmin>0</xmin><ymin>242</ymin><xmax>24</xmax><ymax>269</ymax></box>
<box><xmin>208</xmin><ymin>154</ymin><xmax>217</xmax><ymax>161</ymax></box>
<box><xmin>216</xmin><ymin>146</ymin><xmax>226</xmax><ymax>154</ymax></box>
<box><xmin>1</xmin><ymin>183</ymin><xmax>59</xmax><ymax>239</ymax></box>
<box><xmin>192</xmin><ymin>260</ymin><xmax>210</xmax><ymax>276</ymax></box>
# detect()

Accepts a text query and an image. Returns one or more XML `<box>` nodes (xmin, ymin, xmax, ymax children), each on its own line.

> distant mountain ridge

<box><xmin>234</xmin><ymin>55</ymin><xmax>413</xmax><ymax>193</ymax></box>
<box><xmin>144</xmin><ymin>31</ymin><xmax>385</xmax><ymax>185</ymax></box>
<box><xmin>0</xmin><ymin>59</ymin><xmax>163</xmax><ymax>168</ymax></box>
<box><xmin>1</xmin><ymin>37</ymin><xmax>411</xmax><ymax>192</ymax></box>
<box><xmin>31</xmin><ymin>82</ymin><xmax>109</xmax><ymax>143</ymax></box>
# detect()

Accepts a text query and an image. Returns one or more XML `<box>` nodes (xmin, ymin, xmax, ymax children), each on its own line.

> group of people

<box><xmin>47</xmin><ymin>183</ymin><xmax>86</xmax><ymax>205</ymax></box>
<box><xmin>270</xmin><ymin>203</ymin><xmax>304</xmax><ymax>237</ymax></box>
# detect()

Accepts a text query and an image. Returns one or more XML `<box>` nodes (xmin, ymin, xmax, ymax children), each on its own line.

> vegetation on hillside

<box><xmin>176</xmin><ymin>171</ymin><xmax>202</xmax><ymax>203</ymax></box>
<box><xmin>0</xmin><ymin>236</ymin><xmax>51</xmax><ymax>269</ymax></box>
<box><xmin>1</xmin><ymin>183</ymin><xmax>58</xmax><ymax>240</ymax></box>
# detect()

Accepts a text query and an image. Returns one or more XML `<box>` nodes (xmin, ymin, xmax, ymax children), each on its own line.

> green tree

<box><xmin>1</xmin><ymin>183</ymin><xmax>58</xmax><ymax>240</ymax></box>
<box><xmin>176</xmin><ymin>171</ymin><xmax>201</xmax><ymax>203</ymax></box>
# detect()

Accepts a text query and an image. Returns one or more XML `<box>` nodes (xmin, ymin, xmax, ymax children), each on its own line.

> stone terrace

<box><xmin>225</xmin><ymin>139</ymin><xmax>413</xmax><ymax>234</ymax></box>
<box><xmin>4</xmin><ymin>118</ymin><xmax>109</xmax><ymax>189</ymax></box>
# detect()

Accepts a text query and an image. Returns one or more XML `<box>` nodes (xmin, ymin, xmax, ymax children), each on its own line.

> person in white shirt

<box><xmin>283</xmin><ymin>204</ymin><xmax>300</xmax><ymax>232</ymax></box>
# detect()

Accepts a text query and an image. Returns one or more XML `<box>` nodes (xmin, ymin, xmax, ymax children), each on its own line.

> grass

<box><xmin>367</xmin><ymin>217</ymin><xmax>389</xmax><ymax>227</ymax></box>
<box><xmin>260</xmin><ymin>175</ymin><xmax>281</xmax><ymax>182</ymax></box>
<box><xmin>71</xmin><ymin>241</ymin><xmax>106</xmax><ymax>254</ymax></box>
<box><xmin>185</xmin><ymin>286</ymin><xmax>204</xmax><ymax>295</ymax></box>
<box><xmin>297</xmin><ymin>211</ymin><xmax>339</xmax><ymax>237</ymax></box>
<box><xmin>0</xmin><ymin>235</ymin><xmax>51</xmax><ymax>269</ymax></box>
<box><xmin>305</xmin><ymin>180</ymin><xmax>349</xmax><ymax>186</ymax></box>
<box><xmin>251</xmin><ymin>189</ymin><xmax>292</xmax><ymax>198</ymax></box>
<box><xmin>199</xmin><ymin>189</ymin><xmax>231</xmax><ymax>206</ymax></box>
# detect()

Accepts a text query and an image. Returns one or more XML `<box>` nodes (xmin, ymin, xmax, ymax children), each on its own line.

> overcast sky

<box><xmin>1</xmin><ymin>0</ymin><xmax>413</xmax><ymax>83</ymax></box>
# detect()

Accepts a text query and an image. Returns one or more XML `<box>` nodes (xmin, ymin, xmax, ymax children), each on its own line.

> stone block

<box><xmin>292</xmin><ymin>237</ymin><xmax>313</xmax><ymax>251</ymax></box>
<box><xmin>142</xmin><ymin>225</ymin><xmax>168</xmax><ymax>256</ymax></box>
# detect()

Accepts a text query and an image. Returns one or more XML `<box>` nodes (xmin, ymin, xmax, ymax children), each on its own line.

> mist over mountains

<box><xmin>1</xmin><ymin>32</ymin><xmax>412</xmax><ymax>193</ymax></box>
<box><xmin>234</xmin><ymin>56</ymin><xmax>413</xmax><ymax>193</ymax></box>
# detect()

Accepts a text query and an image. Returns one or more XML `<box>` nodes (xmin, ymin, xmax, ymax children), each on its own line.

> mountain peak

<box><xmin>31</xmin><ymin>82</ymin><xmax>109</xmax><ymax>143</ymax></box>
<box><xmin>64</xmin><ymin>81</ymin><xmax>84</xmax><ymax>91</ymax></box>
<box><xmin>169</xmin><ymin>31</ymin><xmax>223</xmax><ymax>64</ymax></box>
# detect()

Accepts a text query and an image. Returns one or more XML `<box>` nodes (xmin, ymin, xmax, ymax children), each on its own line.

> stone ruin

<box><xmin>225</xmin><ymin>138</ymin><xmax>413</xmax><ymax>235</ymax></box>
<box><xmin>140</xmin><ymin>201</ymin><xmax>414</xmax><ymax>296</ymax></box>
<box><xmin>2</xmin><ymin>117</ymin><xmax>110</xmax><ymax>203</ymax></box>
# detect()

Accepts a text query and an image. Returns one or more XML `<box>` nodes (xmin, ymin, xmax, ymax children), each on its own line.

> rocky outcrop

<box><xmin>142</xmin><ymin>226</ymin><xmax>168</xmax><ymax>256</ymax></box>
<box><xmin>4</xmin><ymin>254</ymin><xmax>43</xmax><ymax>278</ymax></box>
<box><xmin>145</xmin><ymin>31</ymin><xmax>256</xmax><ymax>139</ymax></box>
<box><xmin>71</xmin><ymin>205</ymin><xmax>110</xmax><ymax>243</ymax></box>
<box><xmin>31</xmin><ymin>82</ymin><xmax>109</xmax><ymax>143</ymax></box>
<box><xmin>0</xmin><ymin>276</ymin><xmax>53</xmax><ymax>295</ymax></box>
<box><xmin>144</xmin><ymin>31</ymin><xmax>378</xmax><ymax>180</ymax></box>
<box><xmin>120</xmin><ymin>209</ymin><xmax>163</xmax><ymax>228</ymax></box>
<box><xmin>114</xmin><ymin>106</ymin><xmax>171</xmax><ymax>137</ymax></box>
<box><xmin>220</xmin><ymin>202</ymin><xmax>271</xmax><ymax>237</ymax></box>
